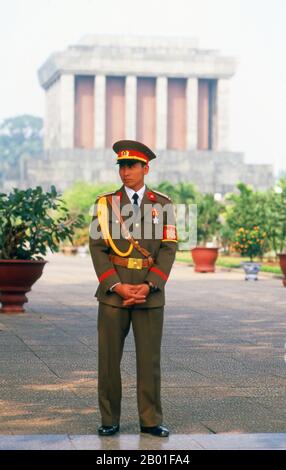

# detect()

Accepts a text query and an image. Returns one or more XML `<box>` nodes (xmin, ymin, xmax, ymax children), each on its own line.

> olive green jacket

<box><xmin>89</xmin><ymin>184</ymin><xmax>178</xmax><ymax>308</ymax></box>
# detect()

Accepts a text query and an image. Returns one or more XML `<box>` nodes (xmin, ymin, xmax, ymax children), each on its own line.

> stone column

<box><xmin>186</xmin><ymin>77</ymin><xmax>198</xmax><ymax>150</ymax></box>
<box><xmin>44</xmin><ymin>78</ymin><xmax>61</xmax><ymax>150</ymax></box>
<box><xmin>125</xmin><ymin>75</ymin><xmax>137</xmax><ymax>139</ymax></box>
<box><xmin>60</xmin><ymin>74</ymin><xmax>74</xmax><ymax>148</ymax></box>
<box><xmin>94</xmin><ymin>75</ymin><xmax>106</xmax><ymax>148</ymax></box>
<box><xmin>156</xmin><ymin>76</ymin><xmax>167</xmax><ymax>150</ymax></box>
<box><xmin>216</xmin><ymin>78</ymin><xmax>230</xmax><ymax>151</ymax></box>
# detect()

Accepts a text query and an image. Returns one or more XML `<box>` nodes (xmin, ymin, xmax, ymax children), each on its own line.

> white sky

<box><xmin>0</xmin><ymin>0</ymin><xmax>285</xmax><ymax>174</ymax></box>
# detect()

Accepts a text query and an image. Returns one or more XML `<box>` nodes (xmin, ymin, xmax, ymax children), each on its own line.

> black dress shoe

<box><xmin>140</xmin><ymin>425</ymin><xmax>169</xmax><ymax>437</ymax></box>
<box><xmin>98</xmin><ymin>424</ymin><xmax>120</xmax><ymax>436</ymax></box>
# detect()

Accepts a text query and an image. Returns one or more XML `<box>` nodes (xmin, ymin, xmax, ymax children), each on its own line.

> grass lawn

<box><xmin>176</xmin><ymin>251</ymin><xmax>283</xmax><ymax>275</ymax></box>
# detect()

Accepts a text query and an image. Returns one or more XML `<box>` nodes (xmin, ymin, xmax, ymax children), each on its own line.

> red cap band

<box><xmin>117</xmin><ymin>149</ymin><xmax>149</xmax><ymax>163</ymax></box>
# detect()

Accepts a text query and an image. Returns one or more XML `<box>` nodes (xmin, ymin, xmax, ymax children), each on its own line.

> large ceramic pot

<box><xmin>278</xmin><ymin>254</ymin><xmax>286</xmax><ymax>287</ymax></box>
<box><xmin>191</xmin><ymin>247</ymin><xmax>219</xmax><ymax>273</ymax></box>
<box><xmin>0</xmin><ymin>259</ymin><xmax>47</xmax><ymax>313</ymax></box>
<box><xmin>241</xmin><ymin>261</ymin><xmax>261</xmax><ymax>281</ymax></box>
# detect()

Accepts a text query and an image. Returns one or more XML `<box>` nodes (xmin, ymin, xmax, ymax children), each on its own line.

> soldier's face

<box><xmin>119</xmin><ymin>162</ymin><xmax>149</xmax><ymax>189</ymax></box>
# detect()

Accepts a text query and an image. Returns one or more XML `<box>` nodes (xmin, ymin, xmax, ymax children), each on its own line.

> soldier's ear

<box><xmin>143</xmin><ymin>164</ymin><xmax>149</xmax><ymax>175</ymax></box>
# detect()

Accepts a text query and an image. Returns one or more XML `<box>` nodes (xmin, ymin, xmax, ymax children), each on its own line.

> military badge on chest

<box><xmin>146</xmin><ymin>191</ymin><xmax>160</xmax><ymax>225</ymax></box>
<box><xmin>152</xmin><ymin>208</ymin><xmax>159</xmax><ymax>224</ymax></box>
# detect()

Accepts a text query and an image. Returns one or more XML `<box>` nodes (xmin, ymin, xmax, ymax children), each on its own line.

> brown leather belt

<box><xmin>109</xmin><ymin>254</ymin><xmax>153</xmax><ymax>270</ymax></box>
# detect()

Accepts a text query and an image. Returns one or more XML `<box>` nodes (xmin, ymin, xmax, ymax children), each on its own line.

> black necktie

<box><xmin>132</xmin><ymin>193</ymin><xmax>139</xmax><ymax>215</ymax></box>
<box><xmin>132</xmin><ymin>193</ymin><xmax>139</xmax><ymax>206</ymax></box>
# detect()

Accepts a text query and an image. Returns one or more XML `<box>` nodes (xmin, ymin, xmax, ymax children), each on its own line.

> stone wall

<box><xmin>10</xmin><ymin>149</ymin><xmax>273</xmax><ymax>195</ymax></box>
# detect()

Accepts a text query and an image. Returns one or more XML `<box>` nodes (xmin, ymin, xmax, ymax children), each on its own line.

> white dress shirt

<box><xmin>124</xmin><ymin>184</ymin><xmax>146</xmax><ymax>206</ymax></box>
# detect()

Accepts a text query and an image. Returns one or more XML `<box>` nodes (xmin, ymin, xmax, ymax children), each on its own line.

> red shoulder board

<box><xmin>146</xmin><ymin>191</ymin><xmax>157</xmax><ymax>202</ymax></box>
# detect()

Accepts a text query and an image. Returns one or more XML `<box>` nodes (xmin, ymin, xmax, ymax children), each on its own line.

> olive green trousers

<box><xmin>97</xmin><ymin>302</ymin><xmax>164</xmax><ymax>427</ymax></box>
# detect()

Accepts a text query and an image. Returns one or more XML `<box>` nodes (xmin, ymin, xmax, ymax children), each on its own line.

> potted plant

<box><xmin>232</xmin><ymin>226</ymin><xmax>267</xmax><ymax>280</ymax></box>
<box><xmin>265</xmin><ymin>179</ymin><xmax>286</xmax><ymax>286</ymax></box>
<box><xmin>70</xmin><ymin>226</ymin><xmax>90</xmax><ymax>257</ymax></box>
<box><xmin>0</xmin><ymin>185</ymin><xmax>85</xmax><ymax>313</ymax></box>
<box><xmin>224</xmin><ymin>182</ymin><xmax>270</xmax><ymax>280</ymax></box>
<box><xmin>191</xmin><ymin>193</ymin><xmax>224</xmax><ymax>272</ymax></box>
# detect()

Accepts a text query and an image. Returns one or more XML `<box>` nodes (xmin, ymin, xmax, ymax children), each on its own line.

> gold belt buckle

<box><xmin>127</xmin><ymin>257</ymin><xmax>143</xmax><ymax>269</ymax></box>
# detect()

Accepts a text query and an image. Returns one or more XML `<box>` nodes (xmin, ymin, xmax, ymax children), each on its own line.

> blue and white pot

<box><xmin>241</xmin><ymin>262</ymin><xmax>261</xmax><ymax>281</ymax></box>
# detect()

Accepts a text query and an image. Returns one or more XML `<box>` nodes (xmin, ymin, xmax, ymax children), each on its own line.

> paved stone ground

<box><xmin>0</xmin><ymin>252</ymin><xmax>286</xmax><ymax>444</ymax></box>
<box><xmin>0</xmin><ymin>433</ymin><xmax>286</xmax><ymax>450</ymax></box>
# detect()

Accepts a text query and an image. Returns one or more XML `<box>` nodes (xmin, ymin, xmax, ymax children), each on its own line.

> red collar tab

<box><xmin>146</xmin><ymin>191</ymin><xmax>157</xmax><ymax>202</ymax></box>
<box><xmin>116</xmin><ymin>191</ymin><xmax>123</xmax><ymax>201</ymax></box>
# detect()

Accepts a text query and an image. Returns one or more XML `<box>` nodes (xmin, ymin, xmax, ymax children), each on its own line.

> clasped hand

<box><xmin>113</xmin><ymin>283</ymin><xmax>150</xmax><ymax>307</ymax></box>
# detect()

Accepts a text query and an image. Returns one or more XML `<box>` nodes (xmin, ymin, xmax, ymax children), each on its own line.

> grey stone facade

<box><xmin>18</xmin><ymin>148</ymin><xmax>273</xmax><ymax>196</ymax></box>
<box><xmin>3</xmin><ymin>34</ymin><xmax>274</xmax><ymax>194</ymax></box>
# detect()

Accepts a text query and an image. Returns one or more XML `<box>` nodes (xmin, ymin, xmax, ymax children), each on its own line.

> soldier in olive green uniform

<box><xmin>89</xmin><ymin>140</ymin><xmax>178</xmax><ymax>437</ymax></box>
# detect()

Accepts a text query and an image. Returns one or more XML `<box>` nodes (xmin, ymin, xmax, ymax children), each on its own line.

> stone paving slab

<box><xmin>0</xmin><ymin>434</ymin><xmax>74</xmax><ymax>450</ymax></box>
<box><xmin>0</xmin><ymin>433</ymin><xmax>286</xmax><ymax>450</ymax></box>
<box><xmin>0</xmin><ymin>253</ymin><xmax>286</xmax><ymax>437</ymax></box>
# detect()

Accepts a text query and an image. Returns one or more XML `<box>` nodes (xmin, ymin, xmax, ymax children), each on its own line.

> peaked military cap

<box><xmin>113</xmin><ymin>140</ymin><xmax>157</xmax><ymax>164</ymax></box>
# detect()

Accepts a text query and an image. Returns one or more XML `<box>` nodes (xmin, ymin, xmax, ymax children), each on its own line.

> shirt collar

<box><xmin>124</xmin><ymin>184</ymin><xmax>146</xmax><ymax>205</ymax></box>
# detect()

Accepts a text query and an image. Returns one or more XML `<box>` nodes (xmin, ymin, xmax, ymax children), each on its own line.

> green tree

<box><xmin>62</xmin><ymin>181</ymin><xmax>118</xmax><ymax>224</ymax></box>
<box><xmin>225</xmin><ymin>182</ymin><xmax>267</xmax><ymax>231</ymax></box>
<box><xmin>232</xmin><ymin>226</ymin><xmax>267</xmax><ymax>261</ymax></box>
<box><xmin>0</xmin><ymin>115</ymin><xmax>43</xmax><ymax>170</ymax></box>
<box><xmin>196</xmin><ymin>193</ymin><xmax>224</xmax><ymax>245</ymax></box>
<box><xmin>225</xmin><ymin>182</ymin><xmax>270</xmax><ymax>257</ymax></box>
<box><xmin>154</xmin><ymin>181</ymin><xmax>198</xmax><ymax>204</ymax></box>
<box><xmin>154</xmin><ymin>181</ymin><xmax>177</xmax><ymax>201</ymax></box>
<box><xmin>265</xmin><ymin>178</ymin><xmax>286</xmax><ymax>255</ymax></box>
